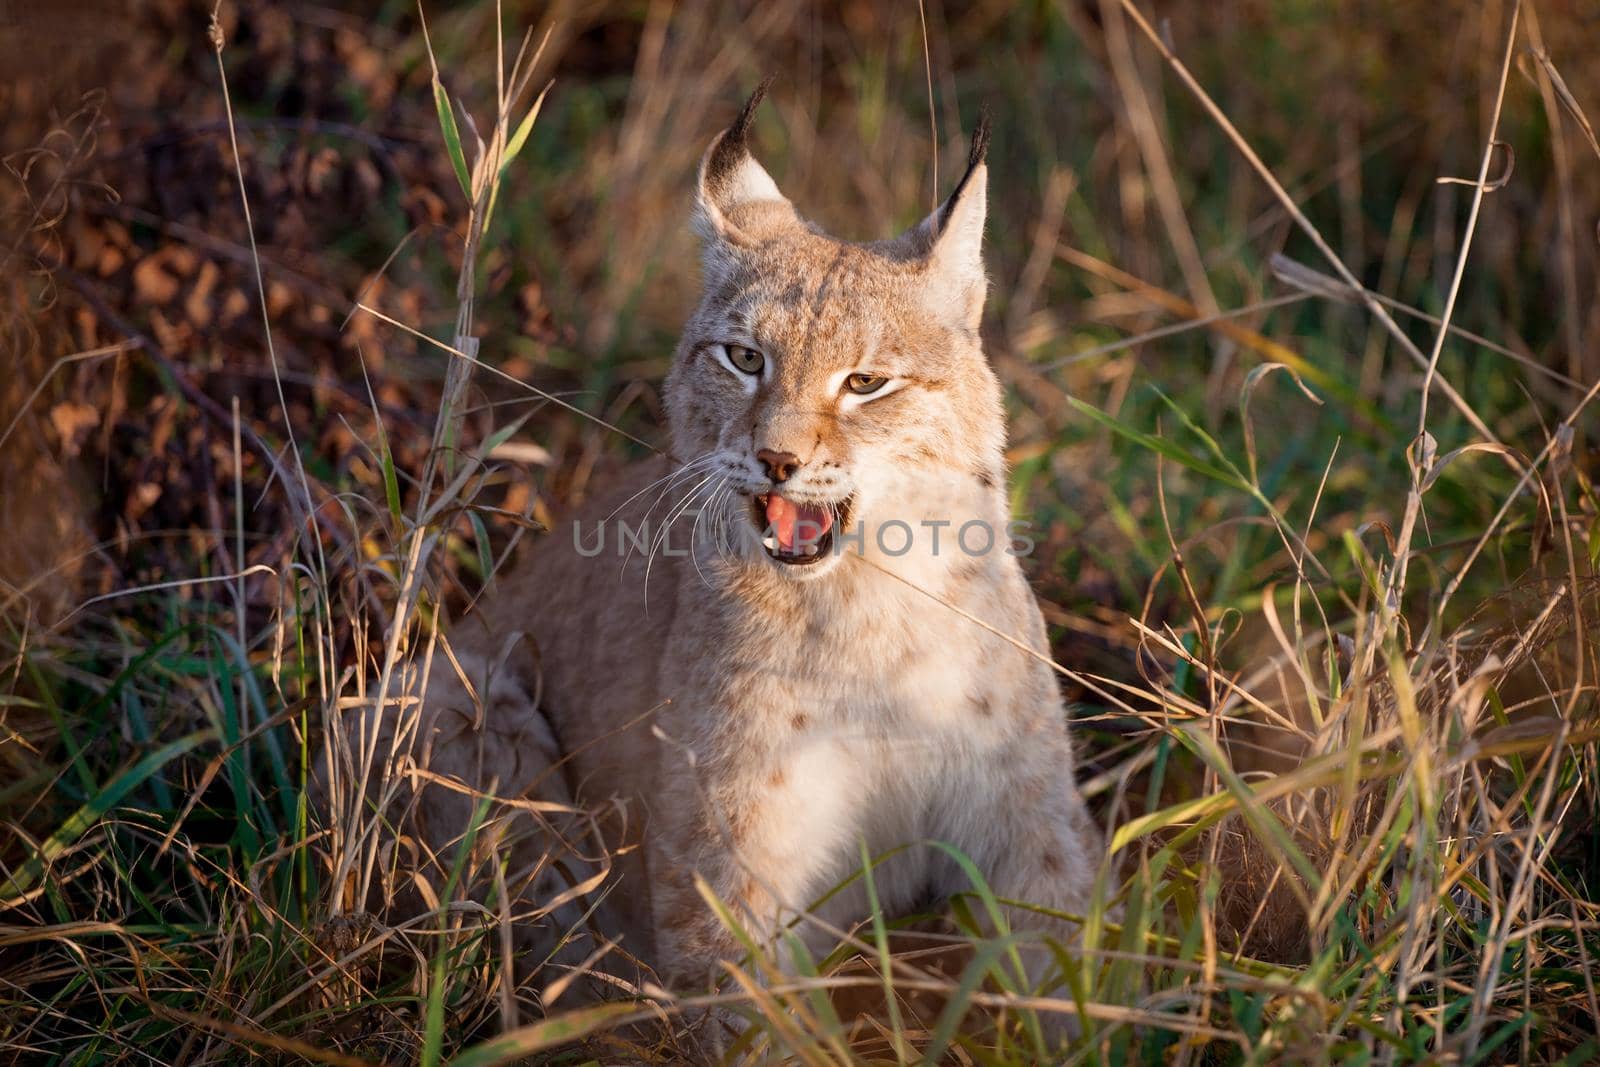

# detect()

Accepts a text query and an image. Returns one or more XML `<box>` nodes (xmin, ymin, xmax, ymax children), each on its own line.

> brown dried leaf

<box><xmin>220</xmin><ymin>288</ymin><xmax>249</xmax><ymax>325</ymax></box>
<box><xmin>49</xmin><ymin>401</ymin><xmax>99</xmax><ymax>458</ymax></box>
<box><xmin>131</xmin><ymin>255</ymin><xmax>180</xmax><ymax>304</ymax></box>
<box><xmin>186</xmin><ymin>260</ymin><xmax>220</xmax><ymax>328</ymax></box>
<box><xmin>96</xmin><ymin>244</ymin><xmax>125</xmax><ymax>277</ymax></box>
<box><xmin>1419</xmin><ymin>442</ymin><xmax>1522</xmax><ymax>494</ymax></box>
<box><xmin>266</xmin><ymin>280</ymin><xmax>294</xmax><ymax>318</ymax></box>
<box><xmin>163</xmin><ymin>246</ymin><xmax>199</xmax><ymax>277</ymax></box>
<box><xmin>126</xmin><ymin>481</ymin><xmax>162</xmax><ymax>522</ymax></box>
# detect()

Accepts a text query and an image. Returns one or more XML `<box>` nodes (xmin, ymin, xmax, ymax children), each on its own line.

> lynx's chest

<box><xmin>671</xmin><ymin>557</ymin><xmax>1036</xmax><ymax>747</ymax></box>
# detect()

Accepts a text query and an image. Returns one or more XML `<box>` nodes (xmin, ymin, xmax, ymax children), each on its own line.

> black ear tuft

<box><xmin>704</xmin><ymin>76</ymin><xmax>776</xmax><ymax>195</ymax></box>
<box><xmin>966</xmin><ymin>108</ymin><xmax>992</xmax><ymax>172</ymax></box>
<box><xmin>731</xmin><ymin>75</ymin><xmax>776</xmax><ymax>142</ymax></box>
<box><xmin>937</xmin><ymin>109</ymin><xmax>991</xmax><ymax>233</ymax></box>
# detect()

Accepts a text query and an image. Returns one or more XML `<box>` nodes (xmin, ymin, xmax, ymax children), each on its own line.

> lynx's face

<box><xmin>664</xmin><ymin>88</ymin><xmax>1004</xmax><ymax>580</ymax></box>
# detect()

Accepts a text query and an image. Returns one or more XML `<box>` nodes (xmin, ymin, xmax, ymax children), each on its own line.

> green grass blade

<box><xmin>467</xmin><ymin>511</ymin><xmax>494</xmax><ymax>581</ymax></box>
<box><xmin>449</xmin><ymin>1001</ymin><xmax>652</xmax><ymax>1066</ymax></box>
<box><xmin>420</xmin><ymin>789</ymin><xmax>495</xmax><ymax>1067</ymax></box>
<box><xmin>924</xmin><ymin>840</ymin><xmax>1048</xmax><ymax>1057</ymax></box>
<box><xmin>1</xmin><ymin>729</ymin><xmax>213</xmax><ymax>901</ymax></box>
<box><xmin>920</xmin><ymin>938</ymin><xmax>1012</xmax><ymax>1064</ymax></box>
<box><xmin>858</xmin><ymin>839</ymin><xmax>908</xmax><ymax>1065</ymax></box>
<box><xmin>1067</xmin><ymin>395</ymin><xmax>1250</xmax><ymax>492</ymax></box>
<box><xmin>433</xmin><ymin>79</ymin><xmax>472</xmax><ymax>200</ymax></box>
<box><xmin>500</xmin><ymin>82</ymin><xmax>550</xmax><ymax>173</ymax></box>
<box><xmin>1178</xmin><ymin>727</ymin><xmax>1322</xmax><ymax>892</ymax></box>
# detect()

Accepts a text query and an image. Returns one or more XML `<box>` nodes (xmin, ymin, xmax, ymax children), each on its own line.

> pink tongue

<box><xmin>765</xmin><ymin>493</ymin><xmax>833</xmax><ymax>551</ymax></box>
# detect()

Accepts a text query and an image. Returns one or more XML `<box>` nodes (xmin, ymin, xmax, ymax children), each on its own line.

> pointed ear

<box><xmin>901</xmin><ymin>113</ymin><xmax>990</xmax><ymax>332</ymax></box>
<box><xmin>694</xmin><ymin>77</ymin><xmax>797</xmax><ymax>254</ymax></box>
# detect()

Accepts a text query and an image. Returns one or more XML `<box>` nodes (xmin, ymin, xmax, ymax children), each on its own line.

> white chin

<box><xmin>765</xmin><ymin>551</ymin><xmax>843</xmax><ymax>579</ymax></box>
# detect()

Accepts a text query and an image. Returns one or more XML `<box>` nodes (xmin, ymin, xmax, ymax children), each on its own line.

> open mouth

<box><xmin>750</xmin><ymin>492</ymin><xmax>853</xmax><ymax>566</ymax></box>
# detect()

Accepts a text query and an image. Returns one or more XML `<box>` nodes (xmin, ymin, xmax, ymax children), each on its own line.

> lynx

<box><xmin>328</xmin><ymin>83</ymin><xmax>1106</xmax><ymax>1044</ymax></box>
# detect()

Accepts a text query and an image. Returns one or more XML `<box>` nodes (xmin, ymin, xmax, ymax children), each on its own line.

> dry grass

<box><xmin>3</xmin><ymin>1</ymin><xmax>1600</xmax><ymax>1063</ymax></box>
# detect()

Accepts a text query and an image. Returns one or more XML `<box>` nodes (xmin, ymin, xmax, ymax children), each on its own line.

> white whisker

<box><xmin>617</xmin><ymin>455</ymin><xmax>719</xmax><ymax>576</ymax></box>
<box><xmin>715</xmin><ymin>484</ymin><xmax>742</xmax><ymax>558</ymax></box>
<box><xmin>689</xmin><ymin>477</ymin><xmax>728</xmax><ymax>590</ymax></box>
<box><xmin>606</xmin><ymin>453</ymin><xmax>716</xmax><ymax>526</ymax></box>
<box><xmin>642</xmin><ymin>471</ymin><xmax>718</xmax><ymax>613</ymax></box>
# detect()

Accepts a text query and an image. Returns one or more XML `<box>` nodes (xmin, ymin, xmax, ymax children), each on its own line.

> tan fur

<box><xmin>339</xmin><ymin>91</ymin><xmax>1105</xmax><ymax>1039</ymax></box>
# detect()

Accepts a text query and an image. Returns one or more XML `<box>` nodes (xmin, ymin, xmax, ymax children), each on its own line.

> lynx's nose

<box><xmin>756</xmin><ymin>448</ymin><xmax>802</xmax><ymax>483</ymax></box>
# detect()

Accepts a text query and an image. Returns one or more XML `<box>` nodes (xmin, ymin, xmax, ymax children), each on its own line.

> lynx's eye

<box><xmin>844</xmin><ymin>373</ymin><xmax>889</xmax><ymax>395</ymax></box>
<box><xmin>721</xmin><ymin>343</ymin><xmax>765</xmax><ymax>375</ymax></box>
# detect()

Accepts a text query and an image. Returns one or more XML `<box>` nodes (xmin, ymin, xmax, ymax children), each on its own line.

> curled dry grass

<box><xmin>4</xmin><ymin>1</ymin><xmax>1600</xmax><ymax>1064</ymax></box>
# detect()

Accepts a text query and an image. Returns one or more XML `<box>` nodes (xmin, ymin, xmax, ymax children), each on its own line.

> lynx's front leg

<box><xmin>650</xmin><ymin>723</ymin><xmax>867</xmax><ymax>989</ymax></box>
<box><xmin>644</xmin><ymin>744</ymin><xmax>861</xmax><ymax>1058</ymax></box>
<box><xmin>941</xmin><ymin>724</ymin><xmax>1107</xmax><ymax>1042</ymax></box>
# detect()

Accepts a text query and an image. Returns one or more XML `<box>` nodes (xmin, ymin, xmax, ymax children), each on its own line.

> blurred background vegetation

<box><xmin>3</xmin><ymin>0</ymin><xmax>1599</xmax><ymax>1061</ymax></box>
<box><xmin>7</xmin><ymin>0</ymin><xmax>1597</xmax><ymax>638</ymax></box>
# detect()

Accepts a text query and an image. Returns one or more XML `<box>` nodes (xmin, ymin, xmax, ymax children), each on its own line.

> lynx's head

<box><xmin>664</xmin><ymin>83</ymin><xmax>1007</xmax><ymax>581</ymax></box>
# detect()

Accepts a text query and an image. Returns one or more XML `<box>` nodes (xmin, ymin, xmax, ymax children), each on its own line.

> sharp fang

<box><xmin>762</xmin><ymin>535</ymin><xmax>778</xmax><ymax>551</ymax></box>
